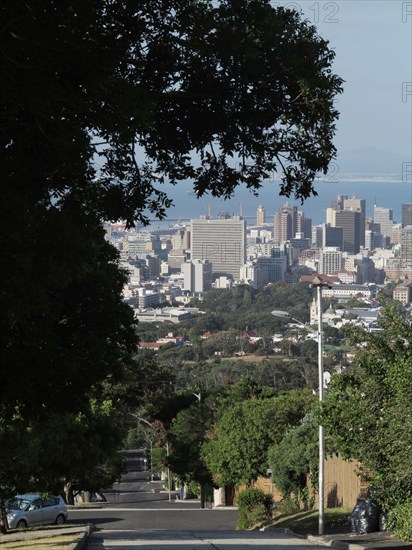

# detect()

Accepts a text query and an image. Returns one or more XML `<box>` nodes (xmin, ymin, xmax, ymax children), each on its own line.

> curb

<box><xmin>68</xmin><ymin>525</ymin><xmax>94</xmax><ymax>550</ymax></box>
<box><xmin>307</xmin><ymin>534</ymin><xmax>363</xmax><ymax>549</ymax></box>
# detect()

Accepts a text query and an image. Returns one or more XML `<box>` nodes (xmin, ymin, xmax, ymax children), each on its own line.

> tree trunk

<box><xmin>64</xmin><ymin>483</ymin><xmax>75</xmax><ymax>505</ymax></box>
<box><xmin>200</xmin><ymin>483</ymin><xmax>205</xmax><ymax>509</ymax></box>
<box><xmin>0</xmin><ymin>498</ymin><xmax>8</xmax><ymax>534</ymax></box>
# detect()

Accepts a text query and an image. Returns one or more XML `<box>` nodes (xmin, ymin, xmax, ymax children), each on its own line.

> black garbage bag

<box><xmin>349</xmin><ymin>495</ymin><xmax>382</xmax><ymax>534</ymax></box>
<box><xmin>349</xmin><ymin>499</ymin><xmax>366</xmax><ymax>534</ymax></box>
<box><xmin>379</xmin><ymin>512</ymin><xmax>388</xmax><ymax>532</ymax></box>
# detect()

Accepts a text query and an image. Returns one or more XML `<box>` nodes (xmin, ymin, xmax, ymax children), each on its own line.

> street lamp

<box><xmin>271</xmin><ymin>276</ymin><xmax>329</xmax><ymax>535</ymax></box>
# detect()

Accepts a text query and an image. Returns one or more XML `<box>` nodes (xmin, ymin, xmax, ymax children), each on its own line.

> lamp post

<box><xmin>271</xmin><ymin>276</ymin><xmax>328</xmax><ymax>535</ymax></box>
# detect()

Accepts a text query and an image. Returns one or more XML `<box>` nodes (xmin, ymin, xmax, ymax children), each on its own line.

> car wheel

<box><xmin>16</xmin><ymin>519</ymin><xmax>27</xmax><ymax>529</ymax></box>
<box><xmin>55</xmin><ymin>514</ymin><xmax>65</xmax><ymax>525</ymax></box>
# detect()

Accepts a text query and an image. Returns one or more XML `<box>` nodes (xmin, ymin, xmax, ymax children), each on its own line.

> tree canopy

<box><xmin>321</xmin><ymin>307</ymin><xmax>412</xmax><ymax>510</ymax></box>
<box><xmin>202</xmin><ymin>389</ymin><xmax>314</xmax><ymax>486</ymax></box>
<box><xmin>0</xmin><ymin>0</ymin><xmax>342</xmax><ymax>528</ymax></box>
<box><xmin>1</xmin><ymin>0</ymin><xmax>342</xmax><ymax>227</ymax></box>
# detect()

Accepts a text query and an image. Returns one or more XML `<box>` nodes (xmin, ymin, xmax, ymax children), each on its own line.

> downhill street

<box><xmin>67</xmin><ymin>450</ymin><xmax>325</xmax><ymax>549</ymax></box>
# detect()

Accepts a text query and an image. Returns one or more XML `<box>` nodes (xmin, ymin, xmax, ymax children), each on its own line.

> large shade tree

<box><xmin>0</xmin><ymin>0</ymin><xmax>342</xmax><ymax>531</ymax></box>
<box><xmin>320</xmin><ymin>307</ymin><xmax>412</xmax><ymax>511</ymax></box>
<box><xmin>202</xmin><ymin>389</ymin><xmax>314</xmax><ymax>486</ymax></box>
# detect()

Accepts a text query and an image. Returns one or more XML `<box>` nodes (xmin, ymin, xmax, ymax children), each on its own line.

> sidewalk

<box><xmin>307</xmin><ymin>530</ymin><xmax>412</xmax><ymax>549</ymax></box>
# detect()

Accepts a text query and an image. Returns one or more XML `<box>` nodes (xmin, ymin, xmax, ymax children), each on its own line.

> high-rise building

<box><xmin>401</xmin><ymin>226</ymin><xmax>412</xmax><ymax>268</ymax></box>
<box><xmin>344</xmin><ymin>196</ymin><xmax>366</xmax><ymax>247</ymax></box>
<box><xmin>256</xmin><ymin>205</ymin><xmax>265</xmax><ymax>225</ymax></box>
<box><xmin>274</xmin><ymin>203</ymin><xmax>298</xmax><ymax>243</ymax></box>
<box><xmin>402</xmin><ymin>204</ymin><xmax>412</xmax><ymax>227</ymax></box>
<box><xmin>312</xmin><ymin>225</ymin><xmax>323</xmax><ymax>247</ymax></box>
<box><xmin>297</xmin><ymin>210</ymin><xmax>312</xmax><ymax>239</ymax></box>
<box><xmin>322</xmin><ymin>224</ymin><xmax>344</xmax><ymax>250</ymax></box>
<box><xmin>391</xmin><ymin>223</ymin><xmax>402</xmax><ymax>245</ymax></box>
<box><xmin>191</xmin><ymin>216</ymin><xmax>246</xmax><ymax>279</ymax></box>
<box><xmin>172</xmin><ymin>227</ymin><xmax>190</xmax><ymax>250</ymax></box>
<box><xmin>319</xmin><ymin>247</ymin><xmax>343</xmax><ymax>275</ymax></box>
<box><xmin>335</xmin><ymin>210</ymin><xmax>362</xmax><ymax>254</ymax></box>
<box><xmin>240</xmin><ymin>256</ymin><xmax>287</xmax><ymax>287</ymax></box>
<box><xmin>182</xmin><ymin>259</ymin><xmax>213</xmax><ymax>292</ymax></box>
<box><xmin>374</xmin><ymin>206</ymin><xmax>393</xmax><ymax>245</ymax></box>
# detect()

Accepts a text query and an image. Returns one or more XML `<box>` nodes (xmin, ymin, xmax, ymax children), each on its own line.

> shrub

<box><xmin>388</xmin><ymin>500</ymin><xmax>412</xmax><ymax>542</ymax></box>
<box><xmin>237</xmin><ymin>487</ymin><xmax>273</xmax><ymax>530</ymax></box>
<box><xmin>277</xmin><ymin>496</ymin><xmax>301</xmax><ymax>515</ymax></box>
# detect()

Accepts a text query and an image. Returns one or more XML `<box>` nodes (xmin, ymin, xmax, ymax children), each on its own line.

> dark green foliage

<box><xmin>168</xmin><ymin>401</ymin><xmax>214</xmax><ymax>487</ymax></box>
<box><xmin>388</xmin><ymin>500</ymin><xmax>412</xmax><ymax>541</ymax></box>
<box><xmin>321</xmin><ymin>307</ymin><xmax>412</xmax><ymax>513</ymax></box>
<box><xmin>202</xmin><ymin>389</ymin><xmax>314</xmax><ymax>486</ymax></box>
<box><xmin>0</xmin><ymin>0</ymin><xmax>341</xmax><ymax>529</ymax></box>
<box><xmin>237</xmin><ymin>487</ymin><xmax>273</xmax><ymax>530</ymax></box>
<box><xmin>268</xmin><ymin>416</ymin><xmax>318</xmax><ymax>498</ymax></box>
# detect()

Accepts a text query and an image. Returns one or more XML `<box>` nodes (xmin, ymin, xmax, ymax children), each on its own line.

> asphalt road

<box><xmin>69</xmin><ymin>450</ymin><xmax>325</xmax><ymax>548</ymax></box>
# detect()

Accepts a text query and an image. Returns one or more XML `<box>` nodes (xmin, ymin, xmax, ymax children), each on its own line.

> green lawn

<box><xmin>268</xmin><ymin>507</ymin><xmax>352</xmax><ymax>533</ymax></box>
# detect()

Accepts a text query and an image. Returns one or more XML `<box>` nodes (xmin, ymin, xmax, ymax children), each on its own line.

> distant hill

<box><xmin>335</xmin><ymin>147</ymin><xmax>409</xmax><ymax>179</ymax></box>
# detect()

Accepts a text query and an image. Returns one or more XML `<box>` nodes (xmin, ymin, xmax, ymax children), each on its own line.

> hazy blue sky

<box><xmin>277</xmin><ymin>0</ymin><xmax>412</xmax><ymax>158</ymax></box>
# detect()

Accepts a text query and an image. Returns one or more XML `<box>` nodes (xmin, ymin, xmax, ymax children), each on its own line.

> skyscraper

<box><xmin>402</xmin><ymin>204</ymin><xmax>412</xmax><ymax>227</ymax></box>
<box><xmin>319</xmin><ymin>247</ymin><xmax>343</xmax><ymax>275</ymax></box>
<box><xmin>401</xmin><ymin>226</ymin><xmax>412</xmax><ymax>268</ymax></box>
<box><xmin>335</xmin><ymin>210</ymin><xmax>361</xmax><ymax>254</ymax></box>
<box><xmin>374</xmin><ymin>206</ymin><xmax>393</xmax><ymax>245</ymax></box>
<box><xmin>182</xmin><ymin>259</ymin><xmax>213</xmax><ymax>292</ymax></box>
<box><xmin>256</xmin><ymin>205</ymin><xmax>265</xmax><ymax>225</ymax></box>
<box><xmin>191</xmin><ymin>216</ymin><xmax>246</xmax><ymax>279</ymax></box>
<box><xmin>322</xmin><ymin>224</ymin><xmax>344</xmax><ymax>250</ymax></box>
<box><xmin>274</xmin><ymin>203</ymin><xmax>297</xmax><ymax>243</ymax></box>
<box><xmin>344</xmin><ymin>196</ymin><xmax>366</xmax><ymax>247</ymax></box>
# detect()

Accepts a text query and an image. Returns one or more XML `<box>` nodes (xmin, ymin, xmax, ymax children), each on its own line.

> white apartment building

<box><xmin>319</xmin><ymin>247</ymin><xmax>342</xmax><ymax>275</ymax></box>
<box><xmin>191</xmin><ymin>216</ymin><xmax>246</xmax><ymax>279</ymax></box>
<box><xmin>182</xmin><ymin>259</ymin><xmax>213</xmax><ymax>293</ymax></box>
<box><xmin>240</xmin><ymin>255</ymin><xmax>286</xmax><ymax>287</ymax></box>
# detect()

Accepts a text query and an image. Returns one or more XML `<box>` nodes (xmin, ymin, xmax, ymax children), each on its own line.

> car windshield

<box><xmin>6</xmin><ymin>498</ymin><xmax>32</xmax><ymax>510</ymax></box>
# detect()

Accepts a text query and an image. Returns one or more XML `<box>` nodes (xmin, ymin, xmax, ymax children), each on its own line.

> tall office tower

<box><xmin>322</xmin><ymin>223</ymin><xmax>344</xmax><ymax>250</ymax></box>
<box><xmin>182</xmin><ymin>259</ymin><xmax>213</xmax><ymax>292</ymax></box>
<box><xmin>312</xmin><ymin>225</ymin><xmax>323</xmax><ymax>247</ymax></box>
<box><xmin>191</xmin><ymin>216</ymin><xmax>246</xmax><ymax>279</ymax></box>
<box><xmin>401</xmin><ymin>226</ymin><xmax>412</xmax><ymax>268</ymax></box>
<box><xmin>334</xmin><ymin>210</ymin><xmax>361</xmax><ymax>254</ymax></box>
<box><xmin>319</xmin><ymin>247</ymin><xmax>343</xmax><ymax>275</ymax></box>
<box><xmin>145</xmin><ymin>254</ymin><xmax>160</xmax><ymax>279</ymax></box>
<box><xmin>402</xmin><ymin>204</ymin><xmax>412</xmax><ymax>227</ymax></box>
<box><xmin>344</xmin><ymin>196</ymin><xmax>366</xmax><ymax>247</ymax></box>
<box><xmin>326</xmin><ymin>207</ymin><xmax>337</xmax><ymax>226</ymax></box>
<box><xmin>256</xmin><ymin>205</ymin><xmax>265</xmax><ymax>225</ymax></box>
<box><xmin>171</xmin><ymin>227</ymin><xmax>190</xmax><ymax>250</ymax></box>
<box><xmin>374</xmin><ymin>206</ymin><xmax>393</xmax><ymax>245</ymax></box>
<box><xmin>365</xmin><ymin>230</ymin><xmax>382</xmax><ymax>250</ymax></box>
<box><xmin>330</xmin><ymin>194</ymin><xmax>348</xmax><ymax>211</ymax></box>
<box><xmin>297</xmin><ymin>210</ymin><xmax>312</xmax><ymax>239</ymax></box>
<box><xmin>391</xmin><ymin>223</ymin><xmax>402</xmax><ymax>245</ymax></box>
<box><xmin>274</xmin><ymin>203</ymin><xmax>297</xmax><ymax>243</ymax></box>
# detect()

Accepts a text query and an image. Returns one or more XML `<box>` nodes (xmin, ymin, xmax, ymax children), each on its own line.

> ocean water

<box><xmin>147</xmin><ymin>178</ymin><xmax>412</xmax><ymax>228</ymax></box>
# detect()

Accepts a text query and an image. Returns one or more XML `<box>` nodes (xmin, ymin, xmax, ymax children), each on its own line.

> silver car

<box><xmin>6</xmin><ymin>493</ymin><xmax>68</xmax><ymax>529</ymax></box>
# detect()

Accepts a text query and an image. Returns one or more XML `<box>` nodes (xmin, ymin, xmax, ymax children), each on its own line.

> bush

<box><xmin>237</xmin><ymin>487</ymin><xmax>273</xmax><ymax>530</ymax></box>
<box><xmin>277</xmin><ymin>496</ymin><xmax>301</xmax><ymax>515</ymax></box>
<box><xmin>388</xmin><ymin>500</ymin><xmax>412</xmax><ymax>541</ymax></box>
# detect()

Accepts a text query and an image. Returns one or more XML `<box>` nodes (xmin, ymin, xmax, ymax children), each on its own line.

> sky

<box><xmin>277</xmin><ymin>0</ymin><xmax>412</xmax><ymax>162</ymax></box>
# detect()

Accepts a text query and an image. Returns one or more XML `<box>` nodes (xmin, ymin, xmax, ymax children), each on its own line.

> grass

<box><xmin>0</xmin><ymin>533</ymin><xmax>80</xmax><ymax>549</ymax></box>
<box><xmin>0</xmin><ymin>524</ymin><xmax>90</xmax><ymax>549</ymax></box>
<box><xmin>267</xmin><ymin>507</ymin><xmax>352</xmax><ymax>533</ymax></box>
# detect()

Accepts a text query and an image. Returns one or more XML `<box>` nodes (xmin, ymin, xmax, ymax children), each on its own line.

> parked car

<box><xmin>5</xmin><ymin>493</ymin><xmax>68</xmax><ymax>529</ymax></box>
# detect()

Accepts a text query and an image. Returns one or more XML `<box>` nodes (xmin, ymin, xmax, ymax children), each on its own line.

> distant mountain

<box><xmin>335</xmin><ymin>147</ymin><xmax>409</xmax><ymax>179</ymax></box>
